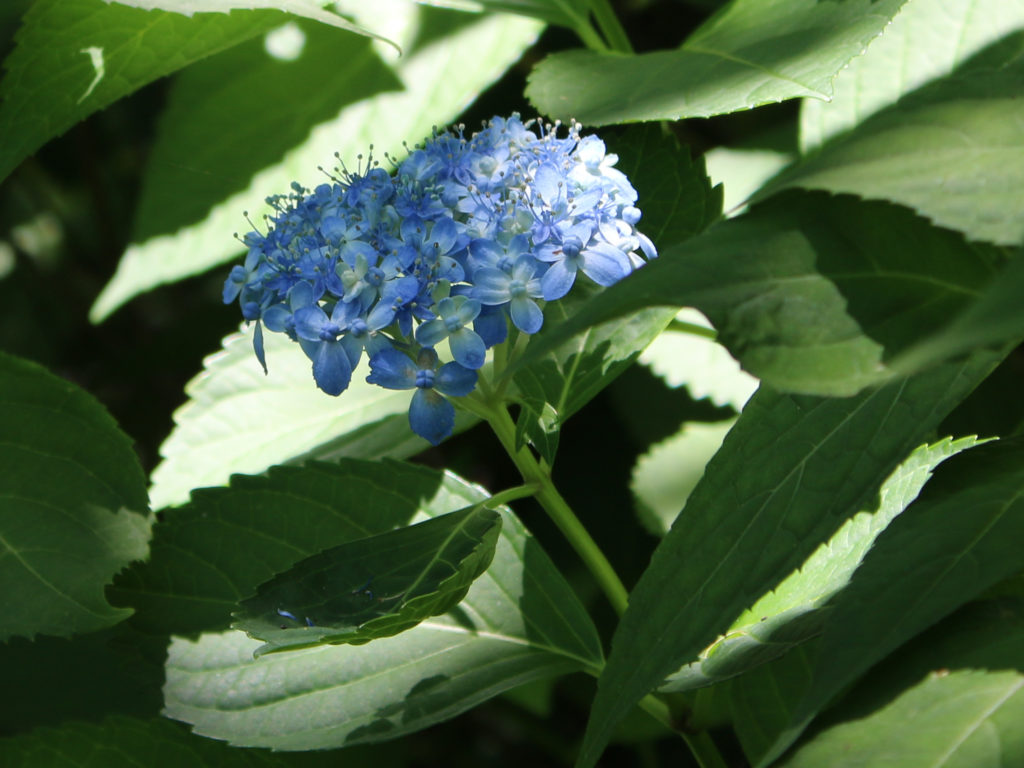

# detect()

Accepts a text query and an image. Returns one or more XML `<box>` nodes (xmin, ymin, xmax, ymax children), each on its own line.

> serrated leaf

<box><xmin>0</xmin><ymin>715</ymin><xmax>339</xmax><ymax>767</ymax></box>
<box><xmin>115</xmin><ymin>460</ymin><xmax>486</xmax><ymax>634</ymax></box>
<box><xmin>235</xmin><ymin>505</ymin><xmax>502</xmax><ymax>655</ymax></box>
<box><xmin>131</xmin><ymin>19</ymin><xmax>400</xmax><ymax>243</ymax></box>
<box><xmin>90</xmin><ymin>7</ymin><xmax>543</xmax><ymax>320</ymax></box>
<box><xmin>764</xmin><ymin>36</ymin><xmax>1024</xmax><ymax>246</ymax></box>
<box><xmin>760</xmin><ymin>437</ymin><xmax>1024</xmax><ymax>765</ymax></box>
<box><xmin>631</xmin><ymin>418</ymin><xmax>737</xmax><ymax>537</ymax></box>
<box><xmin>106</xmin><ymin>0</ymin><xmax>396</xmax><ymax>47</ymax></box>
<box><xmin>413</xmin><ymin>0</ymin><xmax>590</xmax><ymax>28</ymax></box>
<box><xmin>163</xmin><ymin>476</ymin><xmax>603</xmax><ymax>750</ymax></box>
<box><xmin>638</xmin><ymin>308</ymin><xmax>759</xmax><ymax>410</ymax></box>
<box><xmin>0</xmin><ymin>0</ymin><xmax>292</xmax><ymax>184</ymax></box>
<box><xmin>660</xmin><ymin>436</ymin><xmax>981</xmax><ymax>692</ymax></box>
<box><xmin>147</xmin><ymin>325</ymin><xmax>480</xmax><ymax>510</ymax></box>
<box><xmin>574</xmin><ymin>349</ymin><xmax>1004</xmax><ymax>768</ymax></box>
<box><xmin>525</xmin><ymin>0</ymin><xmax>909</xmax><ymax>125</ymax></box>
<box><xmin>801</xmin><ymin>0</ymin><xmax>1024</xmax><ymax>152</ymax></box>
<box><xmin>518</xmin><ymin>192</ymin><xmax>1005</xmax><ymax>398</ymax></box>
<box><xmin>0</xmin><ymin>351</ymin><xmax>150</xmax><ymax>641</ymax></box>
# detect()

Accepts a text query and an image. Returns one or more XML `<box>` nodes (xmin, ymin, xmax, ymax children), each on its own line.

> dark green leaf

<box><xmin>163</xmin><ymin>490</ymin><xmax>603</xmax><ymax>749</ymax></box>
<box><xmin>660</xmin><ymin>437</ymin><xmax>980</xmax><ymax>692</ymax></box>
<box><xmin>526</xmin><ymin>0</ymin><xmax>909</xmax><ymax>124</ymax></box>
<box><xmin>766</xmin><ymin>34</ymin><xmax>1024</xmax><ymax>246</ymax></box>
<box><xmin>0</xmin><ymin>351</ymin><xmax>149</xmax><ymax>640</ymax></box>
<box><xmin>0</xmin><ymin>715</ymin><xmax>340</xmax><ymax>767</ymax></box>
<box><xmin>412</xmin><ymin>0</ymin><xmax>589</xmax><ymax>28</ymax></box>
<box><xmin>234</xmin><ymin>505</ymin><xmax>502</xmax><ymax>655</ymax></box>
<box><xmin>760</xmin><ymin>437</ymin><xmax>1024</xmax><ymax>764</ymax></box>
<box><xmin>0</xmin><ymin>0</ymin><xmax>291</xmax><ymax>184</ymax></box>
<box><xmin>518</xmin><ymin>192</ymin><xmax>1005</xmax><ymax>398</ymax></box>
<box><xmin>114</xmin><ymin>460</ymin><xmax>475</xmax><ymax>634</ymax></box>
<box><xmin>574</xmin><ymin>349</ymin><xmax>1004</xmax><ymax>768</ymax></box>
<box><xmin>132</xmin><ymin>19</ymin><xmax>400</xmax><ymax>242</ymax></box>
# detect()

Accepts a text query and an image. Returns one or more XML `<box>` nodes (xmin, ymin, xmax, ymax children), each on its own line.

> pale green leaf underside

<box><xmin>0</xmin><ymin>352</ymin><xmax>151</xmax><ymax>641</ymax></box>
<box><xmin>660</xmin><ymin>437</ymin><xmax>980</xmax><ymax>692</ymax></box>
<box><xmin>525</xmin><ymin>0</ymin><xmax>909</xmax><ymax>125</ymax></box>
<box><xmin>106</xmin><ymin>0</ymin><xmax>396</xmax><ymax>48</ymax></box>
<box><xmin>147</xmin><ymin>325</ymin><xmax>476</xmax><ymax>510</ymax></box>
<box><xmin>0</xmin><ymin>0</ymin><xmax>288</xmax><ymax>184</ymax></box>
<box><xmin>801</xmin><ymin>0</ymin><xmax>1024</xmax><ymax>151</ymax></box>
<box><xmin>90</xmin><ymin>9</ymin><xmax>544</xmax><ymax>321</ymax></box>
<box><xmin>766</xmin><ymin>43</ymin><xmax>1024</xmax><ymax>246</ymax></box>
<box><xmin>638</xmin><ymin>308</ymin><xmax>759</xmax><ymax>410</ymax></box>
<box><xmin>631</xmin><ymin>418</ymin><xmax>737</xmax><ymax>538</ymax></box>
<box><xmin>783</xmin><ymin>670</ymin><xmax>1024</xmax><ymax>768</ymax></box>
<box><xmin>165</xmin><ymin>500</ymin><xmax>603</xmax><ymax>749</ymax></box>
<box><xmin>414</xmin><ymin>0</ymin><xmax>590</xmax><ymax>28</ymax></box>
<box><xmin>704</xmin><ymin>147</ymin><xmax>793</xmax><ymax>216</ymax></box>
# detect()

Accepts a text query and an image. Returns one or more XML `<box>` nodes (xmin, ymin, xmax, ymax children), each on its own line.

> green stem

<box><xmin>668</xmin><ymin>318</ymin><xmax>718</xmax><ymax>340</ymax></box>
<box><xmin>485</xmin><ymin>483</ymin><xmax>540</xmax><ymax>508</ymax></box>
<box><xmin>636</xmin><ymin>696</ymin><xmax>728</xmax><ymax>768</ymax></box>
<box><xmin>589</xmin><ymin>0</ymin><xmax>634</xmax><ymax>54</ymax></box>
<box><xmin>483</xmin><ymin>401</ymin><xmax>630</xmax><ymax>617</ymax></box>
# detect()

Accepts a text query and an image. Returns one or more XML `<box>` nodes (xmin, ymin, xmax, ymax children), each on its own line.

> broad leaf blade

<box><xmin>107</xmin><ymin>0</ymin><xmax>396</xmax><ymax>46</ymax></box>
<box><xmin>801</xmin><ymin>0</ymin><xmax>1024</xmax><ymax>151</ymax></box>
<box><xmin>90</xmin><ymin>8</ymin><xmax>543</xmax><ymax>320</ymax></box>
<box><xmin>235</xmin><ymin>505</ymin><xmax>502</xmax><ymax>655</ymax></box>
<box><xmin>413</xmin><ymin>0</ymin><xmax>590</xmax><ymax>28</ymax></box>
<box><xmin>518</xmin><ymin>192</ymin><xmax>1004</xmax><ymax>398</ymax></box>
<box><xmin>660</xmin><ymin>437</ymin><xmax>981</xmax><ymax>692</ymax></box>
<box><xmin>132</xmin><ymin>19</ymin><xmax>400</xmax><ymax>243</ymax></box>
<box><xmin>0</xmin><ymin>352</ymin><xmax>150</xmax><ymax>641</ymax></box>
<box><xmin>761</xmin><ymin>437</ymin><xmax>1024</xmax><ymax>764</ymax></box>
<box><xmin>115</xmin><ymin>459</ymin><xmax>482</xmax><ymax>634</ymax></box>
<box><xmin>526</xmin><ymin>0</ymin><xmax>909</xmax><ymax>125</ymax></box>
<box><xmin>164</xmin><ymin>478</ymin><xmax>604</xmax><ymax>750</ymax></box>
<box><xmin>0</xmin><ymin>0</ymin><xmax>291</xmax><ymax>184</ymax></box>
<box><xmin>575</xmin><ymin>349</ymin><xmax>1004</xmax><ymax>768</ymax></box>
<box><xmin>765</xmin><ymin>37</ymin><xmax>1024</xmax><ymax>246</ymax></box>
<box><xmin>146</xmin><ymin>326</ymin><xmax>479</xmax><ymax>510</ymax></box>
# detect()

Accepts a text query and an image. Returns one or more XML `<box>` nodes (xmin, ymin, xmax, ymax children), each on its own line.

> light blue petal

<box><xmin>510</xmin><ymin>296</ymin><xmax>544</xmax><ymax>334</ymax></box>
<box><xmin>409</xmin><ymin>388</ymin><xmax>454</xmax><ymax>446</ymax></box>
<box><xmin>581</xmin><ymin>243</ymin><xmax>630</xmax><ymax>287</ymax></box>
<box><xmin>541</xmin><ymin>259</ymin><xmax>576</xmax><ymax>300</ymax></box>
<box><xmin>366</xmin><ymin>348</ymin><xmax>417</xmax><ymax>390</ymax></box>
<box><xmin>252</xmin><ymin>322</ymin><xmax>267</xmax><ymax>374</ymax></box>
<box><xmin>415</xmin><ymin>317</ymin><xmax>449</xmax><ymax>347</ymax></box>
<box><xmin>294</xmin><ymin>305</ymin><xmax>328</xmax><ymax>342</ymax></box>
<box><xmin>449</xmin><ymin>327</ymin><xmax>486</xmax><ymax>369</ymax></box>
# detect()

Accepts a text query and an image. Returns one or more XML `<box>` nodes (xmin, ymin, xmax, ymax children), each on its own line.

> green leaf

<box><xmin>146</xmin><ymin>325</ymin><xmax>479</xmax><ymax>510</ymax></box>
<box><xmin>235</xmin><ymin>505</ymin><xmax>502</xmax><ymax>655</ymax></box>
<box><xmin>0</xmin><ymin>0</ymin><xmax>290</xmax><ymax>184</ymax></box>
<box><xmin>574</xmin><ymin>349</ymin><xmax>1004</xmax><ymax>768</ymax></box>
<box><xmin>704</xmin><ymin>147</ymin><xmax>793</xmax><ymax>215</ymax></box>
<box><xmin>0</xmin><ymin>351</ymin><xmax>150</xmax><ymax>641</ymax></box>
<box><xmin>115</xmin><ymin>459</ymin><xmax>483</xmax><ymax>634</ymax></box>
<box><xmin>800</xmin><ymin>0</ymin><xmax>1024</xmax><ymax>152</ymax></box>
<box><xmin>413</xmin><ymin>0</ymin><xmax>590</xmax><ymax>28</ymax></box>
<box><xmin>107</xmin><ymin>0</ymin><xmax>396</xmax><ymax>47</ymax></box>
<box><xmin>525</xmin><ymin>0</ymin><xmax>909</xmax><ymax>125</ymax></box>
<box><xmin>760</xmin><ymin>437</ymin><xmax>1024</xmax><ymax>765</ymax></box>
<box><xmin>637</xmin><ymin>308</ymin><xmax>759</xmax><ymax>410</ymax></box>
<box><xmin>630</xmin><ymin>418</ymin><xmax>737</xmax><ymax>537</ymax></box>
<box><xmin>659</xmin><ymin>436</ymin><xmax>981</xmax><ymax>692</ymax></box>
<box><xmin>163</xmin><ymin>476</ymin><xmax>603</xmax><ymax>750</ymax></box>
<box><xmin>90</xmin><ymin>7</ymin><xmax>543</xmax><ymax>320</ymax></box>
<box><xmin>511</xmin><ymin>126</ymin><xmax>722</xmax><ymax>461</ymax></box>
<box><xmin>518</xmin><ymin>192</ymin><xmax>1005</xmax><ymax>398</ymax></box>
<box><xmin>0</xmin><ymin>715</ymin><xmax>340</xmax><ymax>766</ymax></box>
<box><xmin>764</xmin><ymin>36</ymin><xmax>1024</xmax><ymax>246</ymax></box>
<box><xmin>132</xmin><ymin>19</ymin><xmax>400</xmax><ymax>243</ymax></box>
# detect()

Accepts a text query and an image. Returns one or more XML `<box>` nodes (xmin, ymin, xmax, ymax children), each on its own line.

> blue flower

<box><xmin>472</xmin><ymin>256</ymin><xmax>545</xmax><ymax>334</ymax></box>
<box><xmin>415</xmin><ymin>296</ymin><xmax>486</xmax><ymax>369</ymax></box>
<box><xmin>367</xmin><ymin>348</ymin><xmax>477</xmax><ymax>444</ymax></box>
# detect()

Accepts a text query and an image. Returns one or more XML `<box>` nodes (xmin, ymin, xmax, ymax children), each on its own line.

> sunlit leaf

<box><xmin>526</xmin><ymin>0</ymin><xmax>909</xmax><ymax>125</ymax></box>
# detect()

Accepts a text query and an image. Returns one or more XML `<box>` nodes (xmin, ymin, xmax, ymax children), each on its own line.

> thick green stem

<box><xmin>589</xmin><ymin>0</ymin><xmax>634</xmax><ymax>54</ymax></box>
<box><xmin>483</xmin><ymin>401</ymin><xmax>630</xmax><ymax>617</ymax></box>
<box><xmin>668</xmin><ymin>318</ymin><xmax>718</xmax><ymax>340</ymax></box>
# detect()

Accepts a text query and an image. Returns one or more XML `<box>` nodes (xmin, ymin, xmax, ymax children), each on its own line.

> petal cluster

<box><xmin>224</xmin><ymin>115</ymin><xmax>655</xmax><ymax>444</ymax></box>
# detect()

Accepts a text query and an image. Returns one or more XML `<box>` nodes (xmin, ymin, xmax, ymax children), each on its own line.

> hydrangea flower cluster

<box><xmin>224</xmin><ymin>115</ymin><xmax>656</xmax><ymax>445</ymax></box>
